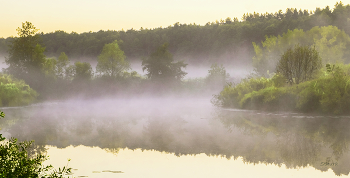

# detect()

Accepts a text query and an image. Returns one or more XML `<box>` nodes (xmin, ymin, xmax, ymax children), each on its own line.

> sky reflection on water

<box><xmin>45</xmin><ymin>146</ymin><xmax>341</xmax><ymax>178</ymax></box>
<box><xmin>1</xmin><ymin>98</ymin><xmax>350</xmax><ymax>177</ymax></box>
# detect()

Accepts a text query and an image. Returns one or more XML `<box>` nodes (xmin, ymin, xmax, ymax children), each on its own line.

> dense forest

<box><xmin>1</xmin><ymin>2</ymin><xmax>350</xmax><ymax>66</ymax></box>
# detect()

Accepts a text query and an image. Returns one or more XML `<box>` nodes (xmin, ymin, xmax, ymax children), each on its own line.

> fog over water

<box><xmin>0</xmin><ymin>52</ymin><xmax>345</xmax><ymax>177</ymax></box>
<box><xmin>1</xmin><ymin>96</ymin><xmax>350</xmax><ymax>177</ymax></box>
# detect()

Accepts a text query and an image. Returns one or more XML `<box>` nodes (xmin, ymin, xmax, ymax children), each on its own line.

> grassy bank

<box><xmin>213</xmin><ymin>64</ymin><xmax>350</xmax><ymax>115</ymax></box>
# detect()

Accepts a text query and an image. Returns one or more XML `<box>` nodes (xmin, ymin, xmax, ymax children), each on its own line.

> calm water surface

<box><xmin>1</xmin><ymin>97</ymin><xmax>350</xmax><ymax>177</ymax></box>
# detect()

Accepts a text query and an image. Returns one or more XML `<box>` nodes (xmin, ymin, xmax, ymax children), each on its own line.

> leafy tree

<box><xmin>65</xmin><ymin>65</ymin><xmax>75</xmax><ymax>81</ymax></box>
<box><xmin>56</xmin><ymin>52</ymin><xmax>69</xmax><ymax>79</ymax></box>
<box><xmin>317</xmin><ymin>64</ymin><xmax>350</xmax><ymax>114</ymax></box>
<box><xmin>96</xmin><ymin>40</ymin><xmax>129</xmax><ymax>77</ymax></box>
<box><xmin>73</xmin><ymin>62</ymin><xmax>93</xmax><ymax>81</ymax></box>
<box><xmin>251</xmin><ymin>29</ymin><xmax>308</xmax><ymax>76</ymax></box>
<box><xmin>6</xmin><ymin>22</ymin><xmax>45</xmax><ymax>80</ymax></box>
<box><xmin>206</xmin><ymin>64</ymin><xmax>230</xmax><ymax>90</ymax></box>
<box><xmin>5</xmin><ymin>22</ymin><xmax>47</xmax><ymax>93</ymax></box>
<box><xmin>142</xmin><ymin>43</ymin><xmax>187</xmax><ymax>81</ymax></box>
<box><xmin>276</xmin><ymin>45</ymin><xmax>321</xmax><ymax>84</ymax></box>
<box><xmin>311</xmin><ymin>26</ymin><xmax>349</xmax><ymax>64</ymax></box>
<box><xmin>42</xmin><ymin>57</ymin><xmax>58</xmax><ymax>79</ymax></box>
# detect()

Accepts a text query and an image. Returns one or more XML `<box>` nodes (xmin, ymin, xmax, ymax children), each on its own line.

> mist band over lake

<box><xmin>1</xmin><ymin>97</ymin><xmax>350</xmax><ymax>177</ymax></box>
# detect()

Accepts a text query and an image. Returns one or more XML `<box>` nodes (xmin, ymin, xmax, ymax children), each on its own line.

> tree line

<box><xmin>1</xmin><ymin>2</ymin><xmax>350</xmax><ymax>65</ymax></box>
<box><xmin>1</xmin><ymin>21</ymin><xmax>230</xmax><ymax>103</ymax></box>
<box><xmin>214</xmin><ymin>41</ymin><xmax>350</xmax><ymax>114</ymax></box>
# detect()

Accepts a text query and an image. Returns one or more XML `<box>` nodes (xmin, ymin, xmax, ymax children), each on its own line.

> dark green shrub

<box><xmin>0</xmin><ymin>111</ymin><xmax>72</xmax><ymax>177</ymax></box>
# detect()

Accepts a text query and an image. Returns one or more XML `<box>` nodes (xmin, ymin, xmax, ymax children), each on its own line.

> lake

<box><xmin>0</xmin><ymin>97</ymin><xmax>349</xmax><ymax>177</ymax></box>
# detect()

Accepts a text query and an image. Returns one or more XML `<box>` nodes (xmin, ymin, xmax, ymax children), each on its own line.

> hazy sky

<box><xmin>0</xmin><ymin>0</ymin><xmax>348</xmax><ymax>38</ymax></box>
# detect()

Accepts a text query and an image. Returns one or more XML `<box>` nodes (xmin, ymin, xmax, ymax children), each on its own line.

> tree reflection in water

<box><xmin>1</xmin><ymin>101</ymin><xmax>350</xmax><ymax>176</ymax></box>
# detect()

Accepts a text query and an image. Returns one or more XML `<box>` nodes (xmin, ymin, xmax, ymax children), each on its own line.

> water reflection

<box><xmin>217</xmin><ymin>110</ymin><xmax>350</xmax><ymax>175</ymax></box>
<box><xmin>1</xmin><ymin>99</ymin><xmax>350</xmax><ymax>176</ymax></box>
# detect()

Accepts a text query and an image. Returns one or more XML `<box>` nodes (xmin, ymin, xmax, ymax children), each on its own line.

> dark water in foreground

<box><xmin>1</xmin><ymin>98</ymin><xmax>350</xmax><ymax>177</ymax></box>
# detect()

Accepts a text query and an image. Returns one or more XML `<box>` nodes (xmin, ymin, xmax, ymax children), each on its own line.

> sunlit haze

<box><xmin>0</xmin><ymin>0</ymin><xmax>346</xmax><ymax>38</ymax></box>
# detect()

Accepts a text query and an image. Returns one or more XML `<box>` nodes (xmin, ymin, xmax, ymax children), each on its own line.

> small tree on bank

<box><xmin>276</xmin><ymin>45</ymin><xmax>321</xmax><ymax>85</ymax></box>
<box><xmin>96</xmin><ymin>40</ymin><xmax>129</xmax><ymax>78</ymax></box>
<box><xmin>206</xmin><ymin>64</ymin><xmax>230</xmax><ymax>90</ymax></box>
<box><xmin>142</xmin><ymin>43</ymin><xmax>187</xmax><ymax>82</ymax></box>
<box><xmin>73</xmin><ymin>62</ymin><xmax>93</xmax><ymax>82</ymax></box>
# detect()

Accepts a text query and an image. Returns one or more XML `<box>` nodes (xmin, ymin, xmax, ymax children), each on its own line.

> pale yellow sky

<box><xmin>0</xmin><ymin>0</ymin><xmax>348</xmax><ymax>38</ymax></box>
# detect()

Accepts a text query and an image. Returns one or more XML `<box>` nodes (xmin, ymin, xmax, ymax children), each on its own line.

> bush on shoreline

<box><xmin>213</xmin><ymin>64</ymin><xmax>350</xmax><ymax>115</ymax></box>
<box><xmin>0</xmin><ymin>74</ymin><xmax>38</xmax><ymax>107</ymax></box>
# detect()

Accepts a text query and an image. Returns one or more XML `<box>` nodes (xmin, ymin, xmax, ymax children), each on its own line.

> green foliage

<box><xmin>96</xmin><ymin>40</ymin><xmax>130</xmax><ymax>78</ymax></box>
<box><xmin>311</xmin><ymin>25</ymin><xmax>349</xmax><ymax>64</ymax></box>
<box><xmin>1</xmin><ymin>3</ymin><xmax>350</xmax><ymax>66</ymax></box>
<box><xmin>64</xmin><ymin>65</ymin><xmax>75</xmax><ymax>81</ymax></box>
<box><xmin>6</xmin><ymin>22</ymin><xmax>45</xmax><ymax>83</ymax></box>
<box><xmin>253</xmin><ymin>26</ymin><xmax>350</xmax><ymax>76</ymax></box>
<box><xmin>142</xmin><ymin>43</ymin><xmax>187</xmax><ymax>82</ymax></box>
<box><xmin>0</xmin><ymin>138</ymin><xmax>71</xmax><ymax>178</ymax></box>
<box><xmin>215</xmin><ymin>63</ymin><xmax>350</xmax><ymax>114</ymax></box>
<box><xmin>3</xmin><ymin>3</ymin><xmax>350</xmax><ymax>100</ymax></box>
<box><xmin>0</xmin><ymin>74</ymin><xmax>37</xmax><ymax>106</ymax></box>
<box><xmin>239</xmin><ymin>86</ymin><xmax>295</xmax><ymax>110</ymax></box>
<box><xmin>56</xmin><ymin>52</ymin><xmax>69</xmax><ymax>79</ymax></box>
<box><xmin>5</xmin><ymin>22</ymin><xmax>50</xmax><ymax>97</ymax></box>
<box><xmin>42</xmin><ymin>58</ymin><xmax>58</xmax><ymax>79</ymax></box>
<box><xmin>73</xmin><ymin>62</ymin><xmax>93</xmax><ymax>81</ymax></box>
<box><xmin>213</xmin><ymin>76</ymin><xmax>295</xmax><ymax>110</ymax></box>
<box><xmin>213</xmin><ymin>76</ymin><xmax>275</xmax><ymax>108</ymax></box>
<box><xmin>276</xmin><ymin>45</ymin><xmax>322</xmax><ymax>84</ymax></box>
<box><xmin>293</xmin><ymin>64</ymin><xmax>350</xmax><ymax>114</ymax></box>
<box><xmin>0</xmin><ymin>111</ymin><xmax>72</xmax><ymax>177</ymax></box>
<box><xmin>16</xmin><ymin>21</ymin><xmax>39</xmax><ymax>38</ymax></box>
<box><xmin>316</xmin><ymin>64</ymin><xmax>350</xmax><ymax>114</ymax></box>
<box><xmin>270</xmin><ymin>73</ymin><xmax>286</xmax><ymax>88</ymax></box>
<box><xmin>31</xmin><ymin>44</ymin><xmax>47</xmax><ymax>71</ymax></box>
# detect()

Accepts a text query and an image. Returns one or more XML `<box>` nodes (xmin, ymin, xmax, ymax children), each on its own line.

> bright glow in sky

<box><xmin>0</xmin><ymin>0</ymin><xmax>348</xmax><ymax>38</ymax></box>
